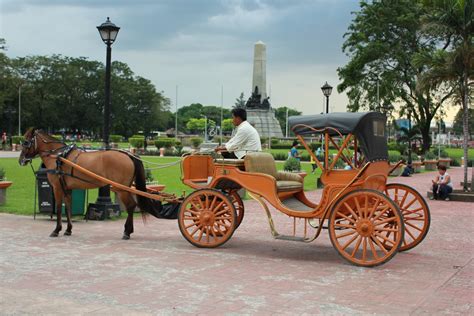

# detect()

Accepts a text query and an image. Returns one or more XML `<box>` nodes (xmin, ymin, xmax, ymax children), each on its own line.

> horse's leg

<box><xmin>64</xmin><ymin>191</ymin><xmax>73</xmax><ymax>236</ymax></box>
<box><xmin>119</xmin><ymin>192</ymin><xmax>137</xmax><ymax>240</ymax></box>
<box><xmin>51</xmin><ymin>187</ymin><xmax>63</xmax><ymax>237</ymax></box>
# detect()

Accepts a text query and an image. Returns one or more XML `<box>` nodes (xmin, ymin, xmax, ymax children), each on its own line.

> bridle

<box><xmin>20</xmin><ymin>130</ymin><xmax>67</xmax><ymax>165</ymax></box>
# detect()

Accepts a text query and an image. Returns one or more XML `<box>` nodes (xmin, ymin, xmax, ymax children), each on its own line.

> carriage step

<box><xmin>275</xmin><ymin>234</ymin><xmax>307</xmax><ymax>242</ymax></box>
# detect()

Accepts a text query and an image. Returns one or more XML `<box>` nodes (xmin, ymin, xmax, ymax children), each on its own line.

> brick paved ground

<box><xmin>0</xmin><ymin>167</ymin><xmax>473</xmax><ymax>314</ymax></box>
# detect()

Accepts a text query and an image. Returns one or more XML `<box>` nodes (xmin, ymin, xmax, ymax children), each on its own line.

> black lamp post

<box><xmin>87</xmin><ymin>17</ymin><xmax>120</xmax><ymax>219</ymax></box>
<box><xmin>321</xmin><ymin>82</ymin><xmax>333</xmax><ymax>114</ymax></box>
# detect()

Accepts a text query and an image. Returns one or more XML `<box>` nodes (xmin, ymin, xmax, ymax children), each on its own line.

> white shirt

<box><xmin>225</xmin><ymin>121</ymin><xmax>262</xmax><ymax>159</ymax></box>
<box><xmin>439</xmin><ymin>172</ymin><xmax>453</xmax><ymax>188</ymax></box>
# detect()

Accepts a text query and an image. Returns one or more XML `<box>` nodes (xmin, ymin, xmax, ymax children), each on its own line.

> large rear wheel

<box><xmin>329</xmin><ymin>189</ymin><xmax>404</xmax><ymax>267</ymax></box>
<box><xmin>226</xmin><ymin>190</ymin><xmax>245</xmax><ymax>229</ymax></box>
<box><xmin>384</xmin><ymin>183</ymin><xmax>430</xmax><ymax>251</ymax></box>
<box><xmin>178</xmin><ymin>189</ymin><xmax>236</xmax><ymax>248</ymax></box>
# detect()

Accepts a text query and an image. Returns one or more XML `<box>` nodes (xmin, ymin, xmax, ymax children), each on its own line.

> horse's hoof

<box><xmin>64</xmin><ymin>231</ymin><xmax>72</xmax><ymax>236</ymax></box>
<box><xmin>50</xmin><ymin>232</ymin><xmax>59</xmax><ymax>237</ymax></box>
<box><xmin>122</xmin><ymin>234</ymin><xmax>130</xmax><ymax>240</ymax></box>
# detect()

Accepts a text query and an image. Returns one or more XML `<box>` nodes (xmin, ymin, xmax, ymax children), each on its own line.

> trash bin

<box><xmin>36</xmin><ymin>166</ymin><xmax>86</xmax><ymax>216</ymax></box>
<box><xmin>36</xmin><ymin>167</ymin><xmax>55</xmax><ymax>214</ymax></box>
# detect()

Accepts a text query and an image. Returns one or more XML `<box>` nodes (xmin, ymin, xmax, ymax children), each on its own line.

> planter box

<box><xmin>0</xmin><ymin>181</ymin><xmax>13</xmax><ymax>205</ymax></box>
<box><xmin>424</xmin><ymin>160</ymin><xmax>438</xmax><ymax>171</ymax></box>
<box><xmin>438</xmin><ymin>158</ymin><xmax>451</xmax><ymax>168</ymax></box>
<box><xmin>412</xmin><ymin>161</ymin><xmax>422</xmax><ymax>173</ymax></box>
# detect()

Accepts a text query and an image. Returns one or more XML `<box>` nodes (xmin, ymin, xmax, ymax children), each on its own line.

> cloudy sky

<box><xmin>1</xmin><ymin>0</ymin><xmax>361</xmax><ymax>115</ymax></box>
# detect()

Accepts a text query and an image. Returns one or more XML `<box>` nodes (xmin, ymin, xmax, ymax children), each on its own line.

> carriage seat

<box><xmin>214</xmin><ymin>158</ymin><xmax>245</xmax><ymax>168</ymax></box>
<box><xmin>244</xmin><ymin>152</ymin><xmax>303</xmax><ymax>192</ymax></box>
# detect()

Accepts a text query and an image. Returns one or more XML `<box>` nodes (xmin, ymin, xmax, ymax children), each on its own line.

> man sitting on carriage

<box><xmin>215</xmin><ymin>108</ymin><xmax>262</xmax><ymax>159</ymax></box>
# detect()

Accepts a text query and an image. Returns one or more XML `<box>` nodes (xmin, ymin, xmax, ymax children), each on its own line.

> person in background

<box><xmin>431</xmin><ymin>164</ymin><xmax>453</xmax><ymax>200</ymax></box>
<box><xmin>215</xmin><ymin>108</ymin><xmax>261</xmax><ymax>159</ymax></box>
<box><xmin>290</xmin><ymin>140</ymin><xmax>301</xmax><ymax>160</ymax></box>
<box><xmin>1</xmin><ymin>132</ymin><xmax>6</xmax><ymax>150</ymax></box>
<box><xmin>310</xmin><ymin>150</ymin><xmax>317</xmax><ymax>173</ymax></box>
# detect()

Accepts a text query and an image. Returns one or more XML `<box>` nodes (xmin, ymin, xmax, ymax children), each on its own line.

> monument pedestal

<box><xmin>246</xmin><ymin>109</ymin><xmax>283</xmax><ymax>138</ymax></box>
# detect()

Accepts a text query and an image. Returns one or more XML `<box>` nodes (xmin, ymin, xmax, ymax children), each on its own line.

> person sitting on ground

<box><xmin>431</xmin><ymin>164</ymin><xmax>453</xmax><ymax>200</ymax></box>
<box><xmin>290</xmin><ymin>140</ymin><xmax>301</xmax><ymax>160</ymax></box>
<box><xmin>215</xmin><ymin>108</ymin><xmax>261</xmax><ymax>159</ymax></box>
<box><xmin>401</xmin><ymin>161</ymin><xmax>413</xmax><ymax>177</ymax></box>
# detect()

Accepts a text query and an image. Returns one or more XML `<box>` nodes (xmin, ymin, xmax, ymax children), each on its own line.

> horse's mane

<box><xmin>27</xmin><ymin>127</ymin><xmax>64</xmax><ymax>143</ymax></box>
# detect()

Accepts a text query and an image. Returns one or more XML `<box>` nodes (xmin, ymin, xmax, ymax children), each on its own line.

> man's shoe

<box><xmin>445</xmin><ymin>197</ymin><xmax>450</xmax><ymax>201</ymax></box>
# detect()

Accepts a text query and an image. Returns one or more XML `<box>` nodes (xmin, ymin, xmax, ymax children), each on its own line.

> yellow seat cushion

<box><xmin>276</xmin><ymin>181</ymin><xmax>304</xmax><ymax>192</ymax></box>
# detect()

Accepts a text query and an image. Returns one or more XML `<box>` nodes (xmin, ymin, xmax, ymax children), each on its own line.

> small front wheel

<box><xmin>329</xmin><ymin>189</ymin><xmax>404</xmax><ymax>267</ymax></box>
<box><xmin>178</xmin><ymin>189</ymin><xmax>236</xmax><ymax>248</ymax></box>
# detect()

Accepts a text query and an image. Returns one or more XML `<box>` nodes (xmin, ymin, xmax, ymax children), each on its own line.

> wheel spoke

<box><xmin>374</xmin><ymin>226</ymin><xmax>399</xmax><ymax>233</ymax></box>
<box><xmin>336</xmin><ymin>211</ymin><xmax>356</xmax><ymax>224</ymax></box>
<box><xmin>197</xmin><ymin>226</ymin><xmax>205</xmax><ymax>241</ymax></box>
<box><xmin>403</xmin><ymin>197</ymin><xmax>417</xmax><ymax>210</ymax></box>
<box><xmin>209</xmin><ymin>195</ymin><xmax>218</xmax><ymax>212</ymax></box>
<box><xmin>371</xmin><ymin>205</ymin><xmax>390</xmax><ymax>222</ymax></box>
<box><xmin>371</xmin><ymin>236</ymin><xmax>389</xmax><ymax>254</ymax></box>
<box><xmin>405</xmin><ymin>221</ymin><xmax>423</xmax><ymax>232</ymax></box>
<box><xmin>374</xmin><ymin>232</ymin><xmax>396</xmax><ymax>246</ymax></box>
<box><xmin>399</xmin><ymin>190</ymin><xmax>409</xmax><ymax>208</ymax></box>
<box><xmin>341</xmin><ymin>234</ymin><xmax>359</xmax><ymax>250</ymax></box>
<box><xmin>368</xmin><ymin>237</ymin><xmax>379</xmax><ymax>259</ymax></box>
<box><xmin>351</xmin><ymin>236</ymin><xmax>363</xmax><ymax>257</ymax></box>
<box><xmin>189</xmin><ymin>224</ymin><xmax>203</xmax><ymax>237</ymax></box>
<box><xmin>335</xmin><ymin>223</ymin><xmax>356</xmax><ymax>229</ymax></box>
<box><xmin>343</xmin><ymin>202</ymin><xmax>359</xmax><ymax>220</ymax></box>
<box><xmin>374</xmin><ymin>216</ymin><xmax>397</xmax><ymax>226</ymax></box>
<box><xmin>336</xmin><ymin>229</ymin><xmax>357</xmax><ymax>239</ymax></box>
<box><xmin>367</xmin><ymin>197</ymin><xmax>380</xmax><ymax>219</ymax></box>
<box><xmin>184</xmin><ymin>216</ymin><xmax>199</xmax><ymax>220</ymax></box>
<box><xmin>362</xmin><ymin>237</ymin><xmax>368</xmax><ymax>261</ymax></box>
<box><xmin>405</xmin><ymin>226</ymin><xmax>417</xmax><ymax>242</ymax></box>
<box><xmin>353</xmin><ymin>196</ymin><xmax>363</xmax><ymax>218</ymax></box>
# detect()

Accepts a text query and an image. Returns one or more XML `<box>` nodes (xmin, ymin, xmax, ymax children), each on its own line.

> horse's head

<box><xmin>19</xmin><ymin>128</ymin><xmax>39</xmax><ymax>166</ymax></box>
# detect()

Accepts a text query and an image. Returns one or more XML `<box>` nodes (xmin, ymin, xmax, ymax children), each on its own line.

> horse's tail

<box><xmin>129</xmin><ymin>154</ymin><xmax>169</xmax><ymax>219</ymax></box>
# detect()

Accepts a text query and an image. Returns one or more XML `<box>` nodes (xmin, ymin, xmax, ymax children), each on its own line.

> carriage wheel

<box><xmin>384</xmin><ymin>183</ymin><xmax>430</xmax><ymax>251</ymax></box>
<box><xmin>328</xmin><ymin>189</ymin><xmax>404</xmax><ymax>267</ymax></box>
<box><xmin>226</xmin><ymin>190</ymin><xmax>245</xmax><ymax>229</ymax></box>
<box><xmin>178</xmin><ymin>189</ymin><xmax>236</xmax><ymax>248</ymax></box>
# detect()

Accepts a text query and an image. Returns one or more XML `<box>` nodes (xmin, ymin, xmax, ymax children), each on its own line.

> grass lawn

<box><xmin>444</xmin><ymin>148</ymin><xmax>474</xmax><ymax>161</ymax></box>
<box><xmin>0</xmin><ymin>156</ymin><xmax>322</xmax><ymax>216</ymax></box>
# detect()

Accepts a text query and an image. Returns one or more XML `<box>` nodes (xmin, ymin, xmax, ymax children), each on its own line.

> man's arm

<box><xmin>225</xmin><ymin>128</ymin><xmax>246</xmax><ymax>152</ymax></box>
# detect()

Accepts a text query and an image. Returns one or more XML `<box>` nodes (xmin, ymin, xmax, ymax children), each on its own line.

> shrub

<box><xmin>272</xmin><ymin>152</ymin><xmax>289</xmax><ymax>161</ymax></box>
<box><xmin>431</xmin><ymin>147</ymin><xmax>449</xmax><ymax>158</ymax></box>
<box><xmin>424</xmin><ymin>151</ymin><xmax>437</xmax><ymax>160</ymax></box>
<box><xmin>145</xmin><ymin>167</ymin><xmax>154</xmax><ymax>183</ymax></box>
<box><xmin>109</xmin><ymin>135</ymin><xmax>123</xmax><ymax>143</ymax></box>
<box><xmin>411</xmin><ymin>153</ymin><xmax>420</xmax><ymax>161</ymax></box>
<box><xmin>190</xmin><ymin>137</ymin><xmax>203</xmax><ymax>148</ymax></box>
<box><xmin>0</xmin><ymin>167</ymin><xmax>5</xmax><ymax>181</ymax></box>
<box><xmin>129</xmin><ymin>137</ymin><xmax>144</xmax><ymax>148</ymax></box>
<box><xmin>310</xmin><ymin>142</ymin><xmax>322</xmax><ymax>151</ymax></box>
<box><xmin>271</xmin><ymin>138</ymin><xmax>279</xmax><ymax>145</ymax></box>
<box><xmin>11</xmin><ymin>136</ymin><xmax>24</xmax><ymax>145</ymax></box>
<box><xmin>284</xmin><ymin>157</ymin><xmax>301</xmax><ymax>171</ymax></box>
<box><xmin>154</xmin><ymin>138</ymin><xmax>176</xmax><ymax>149</ymax></box>
<box><xmin>270</xmin><ymin>142</ymin><xmax>293</xmax><ymax>149</ymax></box>
<box><xmin>388</xmin><ymin>152</ymin><xmax>401</xmax><ymax>163</ymax></box>
<box><xmin>163</xmin><ymin>149</ymin><xmax>176</xmax><ymax>156</ymax></box>
<box><xmin>131</xmin><ymin>134</ymin><xmax>144</xmax><ymax>139</ymax></box>
<box><xmin>450</xmin><ymin>159</ymin><xmax>461</xmax><ymax>167</ymax></box>
<box><xmin>260</xmin><ymin>137</ymin><xmax>267</xmax><ymax>145</ymax></box>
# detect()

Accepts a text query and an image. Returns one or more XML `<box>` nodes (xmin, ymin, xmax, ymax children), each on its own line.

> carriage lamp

<box><xmin>321</xmin><ymin>82</ymin><xmax>333</xmax><ymax>114</ymax></box>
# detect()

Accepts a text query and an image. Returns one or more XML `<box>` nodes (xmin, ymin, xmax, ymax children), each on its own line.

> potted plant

<box><xmin>109</xmin><ymin>134</ymin><xmax>123</xmax><ymax>149</ymax></box>
<box><xmin>11</xmin><ymin>136</ymin><xmax>24</xmax><ymax>151</ymax></box>
<box><xmin>128</xmin><ymin>136</ymin><xmax>144</xmax><ymax>154</ymax></box>
<box><xmin>424</xmin><ymin>151</ymin><xmax>438</xmax><ymax>171</ymax></box>
<box><xmin>0</xmin><ymin>167</ymin><xmax>13</xmax><ymax>206</ymax></box>
<box><xmin>284</xmin><ymin>157</ymin><xmax>301</xmax><ymax>172</ymax></box>
<box><xmin>144</xmin><ymin>167</ymin><xmax>165</xmax><ymax>192</ymax></box>
<box><xmin>409</xmin><ymin>153</ymin><xmax>422</xmax><ymax>173</ymax></box>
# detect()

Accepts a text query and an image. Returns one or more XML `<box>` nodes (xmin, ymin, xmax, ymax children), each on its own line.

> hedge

<box><xmin>129</xmin><ymin>137</ymin><xmax>144</xmax><ymax>148</ymax></box>
<box><xmin>154</xmin><ymin>138</ymin><xmax>176</xmax><ymax>149</ymax></box>
<box><xmin>11</xmin><ymin>136</ymin><xmax>25</xmax><ymax>144</ymax></box>
<box><xmin>109</xmin><ymin>135</ymin><xmax>123</xmax><ymax>143</ymax></box>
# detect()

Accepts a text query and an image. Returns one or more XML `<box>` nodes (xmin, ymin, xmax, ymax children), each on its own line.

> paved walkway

<box><xmin>0</xmin><ymin>168</ymin><xmax>473</xmax><ymax>314</ymax></box>
<box><xmin>0</xmin><ymin>150</ymin><xmax>20</xmax><ymax>158</ymax></box>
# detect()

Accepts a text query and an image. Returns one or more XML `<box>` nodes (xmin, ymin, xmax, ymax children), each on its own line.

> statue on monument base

<box><xmin>244</xmin><ymin>86</ymin><xmax>270</xmax><ymax>110</ymax></box>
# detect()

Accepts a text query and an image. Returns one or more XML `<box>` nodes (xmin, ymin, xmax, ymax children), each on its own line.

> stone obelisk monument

<box><xmin>244</xmin><ymin>41</ymin><xmax>283</xmax><ymax>138</ymax></box>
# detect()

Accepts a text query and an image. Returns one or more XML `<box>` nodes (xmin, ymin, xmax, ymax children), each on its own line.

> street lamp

<box><xmin>88</xmin><ymin>17</ymin><xmax>120</xmax><ymax>219</ymax></box>
<box><xmin>321</xmin><ymin>82</ymin><xmax>333</xmax><ymax>114</ymax></box>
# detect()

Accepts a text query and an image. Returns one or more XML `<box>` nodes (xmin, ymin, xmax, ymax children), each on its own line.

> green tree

<box><xmin>222</xmin><ymin>118</ymin><xmax>234</xmax><ymax>131</ymax></box>
<box><xmin>337</xmin><ymin>0</ymin><xmax>454</xmax><ymax>153</ymax></box>
<box><xmin>186</xmin><ymin>118</ymin><xmax>216</xmax><ymax>134</ymax></box>
<box><xmin>235</xmin><ymin>92</ymin><xmax>246</xmax><ymax>108</ymax></box>
<box><xmin>274</xmin><ymin>106</ymin><xmax>302</xmax><ymax>136</ymax></box>
<box><xmin>418</xmin><ymin>0</ymin><xmax>473</xmax><ymax>190</ymax></box>
<box><xmin>453</xmin><ymin>108</ymin><xmax>473</xmax><ymax>135</ymax></box>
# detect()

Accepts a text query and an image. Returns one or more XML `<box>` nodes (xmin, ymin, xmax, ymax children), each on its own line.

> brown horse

<box><xmin>19</xmin><ymin>128</ymin><xmax>157</xmax><ymax>239</ymax></box>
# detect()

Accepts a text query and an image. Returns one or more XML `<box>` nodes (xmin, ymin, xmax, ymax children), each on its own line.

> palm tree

<box><xmin>418</xmin><ymin>0</ymin><xmax>473</xmax><ymax>191</ymax></box>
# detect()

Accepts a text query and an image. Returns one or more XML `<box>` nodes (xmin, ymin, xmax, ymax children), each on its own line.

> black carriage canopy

<box><xmin>288</xmin><ymin>112</ymin><xmax>388</xmax><ymax>162</ymax></box>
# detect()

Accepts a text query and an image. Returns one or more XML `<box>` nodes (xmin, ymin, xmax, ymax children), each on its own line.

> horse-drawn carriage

<box><xmin>179</xmin><ymin>112</ymin><xmax>430</xmax><ymax>266</ymax></box>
